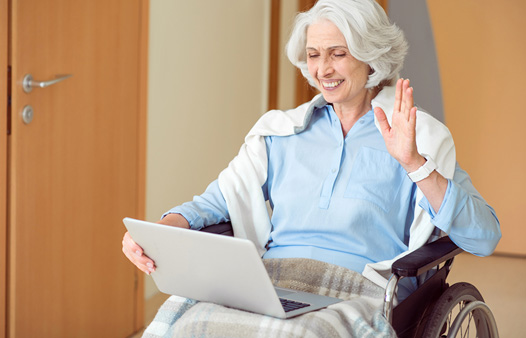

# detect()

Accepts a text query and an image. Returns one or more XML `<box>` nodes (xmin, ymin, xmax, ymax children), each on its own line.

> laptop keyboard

<box><xmin>279</xmin><ymin>298</ymin><xmax>310</xmax><ymax>312</ymax></box>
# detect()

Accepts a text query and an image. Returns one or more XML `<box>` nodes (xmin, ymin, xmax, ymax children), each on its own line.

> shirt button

<box><xmin>331</xmin><ymin>169</ymin><xmax>337</xmax><ymax>173</ymax></box>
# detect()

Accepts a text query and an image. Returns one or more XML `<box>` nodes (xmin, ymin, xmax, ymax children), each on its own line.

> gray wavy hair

<box><xmin>286</xmin><ymin>0</ymin><xmax>408</xmax><ymax>89</ymax></box>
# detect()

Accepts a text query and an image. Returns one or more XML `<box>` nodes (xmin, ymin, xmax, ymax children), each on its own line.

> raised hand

<box><xmin>374</xmin><ymin>78</ymin><xmax>425</xmax><ymax>172</ymax></box>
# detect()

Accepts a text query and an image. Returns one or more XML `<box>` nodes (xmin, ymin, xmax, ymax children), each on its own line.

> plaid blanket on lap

<box><xmin>143</xmin><ymin>258</ymin><xmax>396</xmax><ymax>338</ymax></box>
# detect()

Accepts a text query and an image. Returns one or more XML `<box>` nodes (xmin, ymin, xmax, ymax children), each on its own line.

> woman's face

<box><xmin>306</xmin><ymin>20</ymin><xmax>370</xmax><ymax>107</ymax></box>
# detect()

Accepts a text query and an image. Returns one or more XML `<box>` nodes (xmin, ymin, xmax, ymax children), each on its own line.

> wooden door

<box><xmin>8</xmin><ymin>0</ymin><xmax>147</xmax><ymax>337</ymax></box>
<box><xmin>1</xmin><ymin>0</ymin><xmax>8</xmax><ymax>336</ymax></box>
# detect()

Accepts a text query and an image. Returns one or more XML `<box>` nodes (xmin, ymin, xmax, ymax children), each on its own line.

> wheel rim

<box><xmin>435</xmin><ymin>294</ymin><xmax>478</xmax><ymax>337</ymax></box>
<box><xmin>448</xmin><ymin>301</ymin><xmax>499</xmax><ymax>338</ymax></box>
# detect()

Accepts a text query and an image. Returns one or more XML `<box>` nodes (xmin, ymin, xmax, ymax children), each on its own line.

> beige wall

<box><xmin>145</xmin><ymin>0</ymin><xmax>270</xmax><ymax>298</ymax></box>
<box><xmin>428</xmin><ymin>0</ymin><xmax>526</xmax><ymax>255</ymax></box>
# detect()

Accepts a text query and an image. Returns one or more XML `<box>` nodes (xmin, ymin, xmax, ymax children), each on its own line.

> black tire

<box><xmin>422</xmin><ymin>282</ymin><xmax>489</xmax><ymax>337</ymax></box>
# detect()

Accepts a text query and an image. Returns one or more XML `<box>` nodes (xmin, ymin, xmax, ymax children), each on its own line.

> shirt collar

<box><xmin>321</xmin><ymin>104</ymin><xmax>375</xmax><ymax>124</ymax></box>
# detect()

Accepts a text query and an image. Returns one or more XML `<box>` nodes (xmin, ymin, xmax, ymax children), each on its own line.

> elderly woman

<box><xmin>123</xmin><ymin>0</ymin><xmax>500</xmax><ymax>336</ymax></box>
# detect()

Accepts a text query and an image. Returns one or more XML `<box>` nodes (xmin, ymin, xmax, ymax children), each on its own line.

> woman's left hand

<box><xmin>374</xmin><ymin>78</ymin><xmax>425</xmax><ymax>172</ymax></box>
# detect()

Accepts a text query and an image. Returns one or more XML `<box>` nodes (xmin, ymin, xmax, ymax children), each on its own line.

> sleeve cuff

<box><xmin>162</xmin><ymin>207</ymin><xmax>204</xmax><ymax>230</ymax></box>
<box><xmin>418</xmin><ymin>179</ymin><xmax>467</xmax><ymax>234</ymax></box>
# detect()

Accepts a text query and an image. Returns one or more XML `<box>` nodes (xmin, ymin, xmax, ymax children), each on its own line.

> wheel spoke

<box><xmin>447</xmin><ymin>310</ymin><xmax>453</xmax><ymax>332</ymax></box>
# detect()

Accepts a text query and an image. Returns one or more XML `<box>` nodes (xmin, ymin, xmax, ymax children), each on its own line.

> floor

<box><xmin>131</xmin><ymin>253</ymin><xmax>525</xmax><ymax>337</ymax></box>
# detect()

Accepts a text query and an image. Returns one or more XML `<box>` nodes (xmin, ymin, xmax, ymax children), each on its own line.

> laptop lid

<box><xmin>123</xmin><ymin>217</ymin><xmax>342</xmax><ymax>318</ymax></box>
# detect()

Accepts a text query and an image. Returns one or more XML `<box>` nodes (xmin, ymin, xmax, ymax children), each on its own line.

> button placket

<box><xmin>319</xmin><ymin>107</ymin><xmax>345</xmax><ymax>209</ymax></box>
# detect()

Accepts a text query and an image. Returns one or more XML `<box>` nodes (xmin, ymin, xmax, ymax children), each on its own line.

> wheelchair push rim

<box><xmin>422</xmin><ymin>282</ymin><xmax>499</xmax><ymax>338</ymax></box>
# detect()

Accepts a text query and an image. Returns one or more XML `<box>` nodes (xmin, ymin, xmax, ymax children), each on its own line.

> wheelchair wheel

<box><xmin>422</xmin><ymin>282</ymin><xmax>498</xmax><ymax>337</ymax></box>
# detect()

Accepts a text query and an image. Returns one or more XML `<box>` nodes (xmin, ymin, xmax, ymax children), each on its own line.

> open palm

<box><xmin>374</xmin><ymin>79</ymin><xmax>424</xmax><ymax>172</ymax></box>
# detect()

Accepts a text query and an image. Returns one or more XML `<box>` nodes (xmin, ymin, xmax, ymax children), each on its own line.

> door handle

<box><xmin>22</xmin><ymin>73</ymin><xmax>73</xmax><ymax>93</ymax></box>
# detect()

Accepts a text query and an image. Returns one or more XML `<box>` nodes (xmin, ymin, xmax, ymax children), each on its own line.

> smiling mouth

<box><xmin>322</xmin><ymin>80</ymin><xmax>343</xmax><ymax>89</ymax></box>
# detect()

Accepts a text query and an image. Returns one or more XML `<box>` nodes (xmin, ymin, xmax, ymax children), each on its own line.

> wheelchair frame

<box><xmin>200</xmin><ymin>222</ymin><xmax>499</xmax><ymax>337</ymax></box>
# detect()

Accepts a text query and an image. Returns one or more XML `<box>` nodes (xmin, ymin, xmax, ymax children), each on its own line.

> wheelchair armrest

<box><xmin>391</xmin><ymin>236</ymin><xmax>463</xmax><ymax>278</ymax></box>
<box><xmin>200</xmin><ymin>222</ymin><xmax>234</xmax><ymax>237</ymax></box>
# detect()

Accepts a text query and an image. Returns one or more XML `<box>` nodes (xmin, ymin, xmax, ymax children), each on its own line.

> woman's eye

<box><xmin>334</xmin><ymin>53</ymin><xmax>346</xmax><ymax>58</ymax></box>
<box><xmin>308</xmin><ymin>54</ymin><xmax>319</xmax><ymax>59</ymax></box>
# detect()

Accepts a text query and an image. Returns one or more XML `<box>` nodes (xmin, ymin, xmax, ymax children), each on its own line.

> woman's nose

<box><xmin>318</xmin><ymin>56</ymin><xmax>333</xmax><ymax>77</ymax></box>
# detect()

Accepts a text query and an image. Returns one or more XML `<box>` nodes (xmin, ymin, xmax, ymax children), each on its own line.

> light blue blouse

<box><xmin>166</xmin><ymin>105</ymin><xmax>501</xmax><ymax>299</ymax></box>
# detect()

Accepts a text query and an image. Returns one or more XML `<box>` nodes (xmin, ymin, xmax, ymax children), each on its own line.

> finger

<box><xmin>130</xmin><ymin>248</ymin><xmax>156</xmax><ymax>271</ymax></box>
<box><xmin>133</xmin><ymin>250</ymin><xmax>156</xmax><ymax>274</ymax></box>
<box><xmin>126</xmin><ymin>249</ymin><xmax>156</xmax><ymax>275</ymax></box>
<box><xmin>400</xmin><ymin>79</ymin><xmax>410</xmax><ymax>117</ymax></box>
<box><xmin>122</xmin><ymin>245</ymin><xmax>148</xmax><ymax>273</ymax></box>
<box><xmin>394</xmin><ymin>78</ymin><xmax>403</xmax><ymax>113</ymax></box>
<box><xmin>374</xmin><ymin>107</ymin><xmax>391</xmax><ymax>136</ymax></box>
<box><xmin>122</xmin><ymin>246</ymin><xmax>150</xmax><ymax>274</ymax></box>
<box><xmin>409</xmin><ymin>106</ymin><xmax>418</xmax><ymax>130</ymax></box>
<box><xmin>405</xmin><ymin>85</ymin><xmax>414</xmax><ymax>113</ymax></box>
<box><xmin>123</xmin><ymin>231</ymin><xmax>143</xmax><ymax>257</ymax></box>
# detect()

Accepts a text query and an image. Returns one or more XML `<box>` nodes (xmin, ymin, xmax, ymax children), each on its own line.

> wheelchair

<box><xmin>201</xmin><ymin>222</ymin><xmax>499</xmax><ymax>338</ymax></box>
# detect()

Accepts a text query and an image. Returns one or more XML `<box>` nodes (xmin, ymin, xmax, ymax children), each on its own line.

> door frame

<box><xmin>1</xmin><ymin>0</ymin><xmax>8</xmax><ymax>336</ymax></box>
<box><xmin>1</xmin><ymin>0</ymin><xmax>149</xmax><ymax>335</ymax></box>
<box><xmin>136</xmin><ymin>0</ymin><xmax>149</xmax><ymax>331</ymax></box>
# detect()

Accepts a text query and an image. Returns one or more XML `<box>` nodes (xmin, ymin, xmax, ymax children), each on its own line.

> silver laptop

<box><xmin>123</xmin><ymin>217</ymin><xmax>342</xmax><ymax>319</ymax></box>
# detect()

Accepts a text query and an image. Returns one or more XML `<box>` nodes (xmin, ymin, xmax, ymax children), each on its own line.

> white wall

<box><xmin>145</xmin><ymin>0</ymin><xmax>270</xmax><ymax>299</ymax></box>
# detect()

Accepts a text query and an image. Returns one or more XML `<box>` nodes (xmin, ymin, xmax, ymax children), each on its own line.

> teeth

<box><xmin>323</xmin><ymin>80</ymin><xmax>343</xmax><ymax>88</ymax></box>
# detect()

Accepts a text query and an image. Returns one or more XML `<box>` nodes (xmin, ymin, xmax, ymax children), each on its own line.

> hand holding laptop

<box><xmin>121</xmin><ymin>213</ymin><xmax>190</xmax><ymax>275</ymax></box>
<box><xmin>122</xmin><ymin>217</ymin><xmax>343</xmax><ymax>319</ymax></box>
<box><xmin>122</xmin><ymin>232</ymin><xmax>156</xmax><ymax>275</ymax></box>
